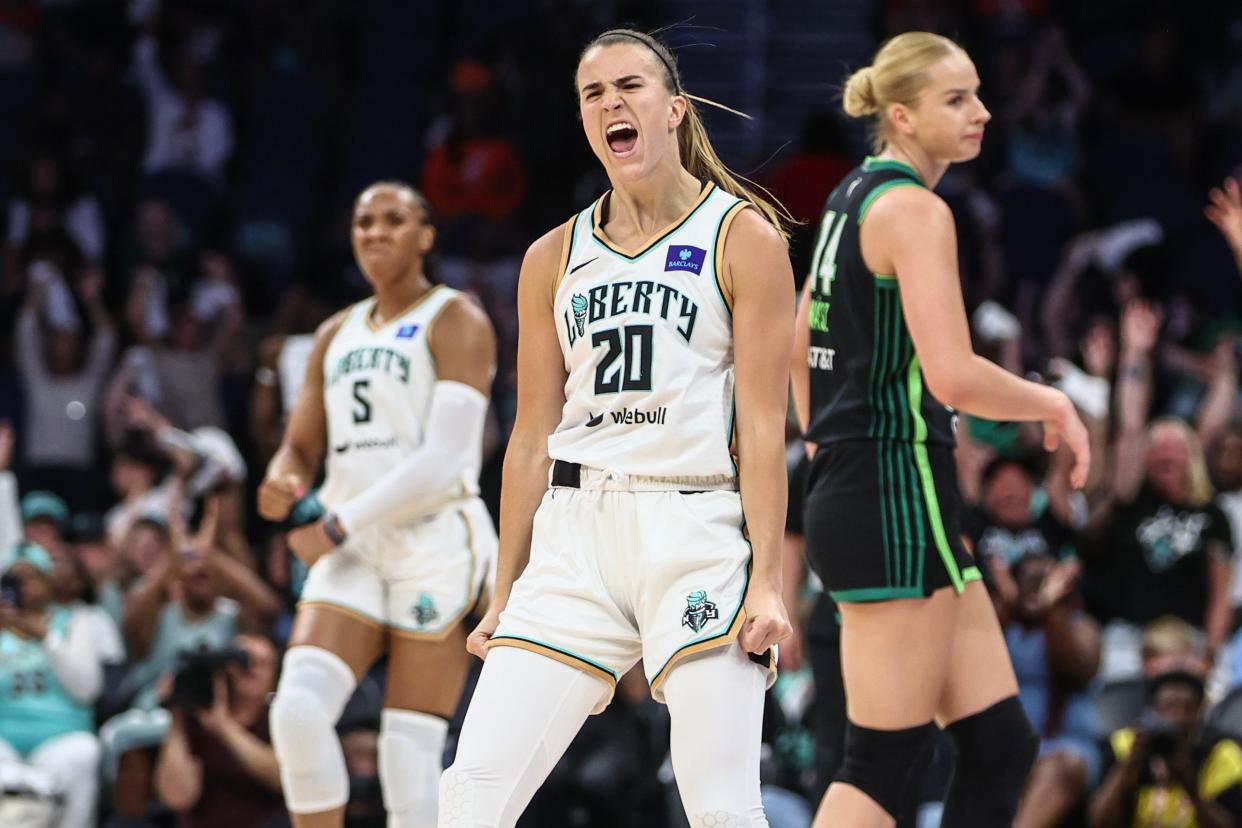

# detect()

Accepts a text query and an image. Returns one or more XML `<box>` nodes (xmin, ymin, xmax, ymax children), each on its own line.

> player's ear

<box><xmin>668</xmin><ymin>94</ymin><xmax>687</xmax><ymax>131</ymax></box>
<box><xmin>420</xmin><ymin>224</ymin><xmax>436</xmax><ymax>253</ymax></box>
<box><xmin>888</xmin><ymin>102</ymin><xmax>915</xmax><ymax>137</ymax></box>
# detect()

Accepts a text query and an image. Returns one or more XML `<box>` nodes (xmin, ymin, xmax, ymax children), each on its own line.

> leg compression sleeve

<box><xmin>380</xmin><ymin>708</ymin><xmax>448</xmax><ymax>828</ymax></box>
<box><xmin>662</xmin><ymin>644</ymin><xmax>770</xmax><ymax>828</ymax></box>
<box><xmin>940</xmin><ymin>696</ymin><xmax>1038</xmax><ymax>828</ymax></box>
<box><xmin>833</xmin><ymin>719</ymin><xmax>939</xmax><ymax>820</ymax></box>
<box><xmin>438</xmin><ymin>646</ymin><xmax>606</xmax><ymax>828</ymax></box>
<box><xmin>269</xmin><ymin>645</ymin><xmax>357</xmax><ymax>813</ymax></box>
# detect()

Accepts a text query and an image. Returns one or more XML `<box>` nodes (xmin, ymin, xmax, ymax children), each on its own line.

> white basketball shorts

<box><xmin>488</xmin><ymin>465</ymin><xmax>776</xmax><ymax>712</ymax></box>
<box><xmin>300</xmin><ymin>497</ymin><xmax>497</xmax><ymax>638</ymax></box>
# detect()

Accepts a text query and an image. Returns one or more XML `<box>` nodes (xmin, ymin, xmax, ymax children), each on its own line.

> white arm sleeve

<box><xmin>0</xmin><ymin>471</ymin><xmax>21</xmax><ymax>551</ymax></box>
<box><xmin>335</xmin><ymin>381</ymin><xmax>488</xmax><ymax>534</ymax></box>
<box><xmin>43</xmin><ymin>610</ymin><xmax>104</xmax><ymax>703</ymax></box>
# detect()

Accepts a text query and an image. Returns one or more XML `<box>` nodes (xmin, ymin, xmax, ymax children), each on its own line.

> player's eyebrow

<box><xmin>579</xmin><ymin>75</ymin><xmax>644</xmax><ymax>95</ymax></box>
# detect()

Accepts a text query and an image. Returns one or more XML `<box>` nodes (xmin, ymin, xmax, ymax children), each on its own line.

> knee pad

<box><xmin>833</xmin><ymin>720</ymin><xmax>938</xmax><ymax>819</ymax></box>
<box><xmin>269</xmin><ymin>645</ymin><xmax>356</xmax><ymax>814</ymax></box>
<box><xmin>378</xmin><ymin>708</ymin><xmax>448</xmax><ymax>828</ymax></box>
<box><xmin>942</xmin><ymin>696</ymin><xmax>1038</xmax><ymax>827</ymax></box>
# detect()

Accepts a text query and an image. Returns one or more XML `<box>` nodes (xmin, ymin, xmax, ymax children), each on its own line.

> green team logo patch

<box><xmin>412</xmin><ymin>593</ymin><xmax>440</xmax><ymax>628</ymax></box>
<box><xmin>571</xmin><ymin>294</ymin><xmax>588</xmax><ymax>336</ymax></box>
<box><xmin>682</xmin><ymin>590</ymin><xmax>719</xmax><ymax>633</ymax></box>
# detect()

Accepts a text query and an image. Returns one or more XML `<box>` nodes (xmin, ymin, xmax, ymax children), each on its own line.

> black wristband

<box><xmin>322</xmin><ymin>513</ymin><xmax>347</xmax><ymax>546</ymax></box>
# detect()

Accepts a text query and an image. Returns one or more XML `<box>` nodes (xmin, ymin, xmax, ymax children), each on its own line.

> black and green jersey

<box><xmin>803</xmin><ymin>157</ymin><xmax>957</xmax><ymax>448</ymax></box>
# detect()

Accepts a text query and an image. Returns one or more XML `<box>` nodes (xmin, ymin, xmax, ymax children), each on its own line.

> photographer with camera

<box><xmin>1088</xmin><ymin>667</ymin><xmax>1242</xmax><ymax>827</ymax></box>
<box><xmin>154</xmin><ymin>632</ymin><xmax>284</xmax><ymax>827</ymax></box>
<box><xmin>0</xmin><ymin>542</ymin><xmax>106</xmax><ymax>828</ymax></box>
<box><xmin>100</xmin><ymin>495</ymin><xmax>280</xmax><ymax>824</ymax></box>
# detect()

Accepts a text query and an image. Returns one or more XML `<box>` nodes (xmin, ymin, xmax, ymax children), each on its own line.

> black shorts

<box><xmin>803</xmin><ymin>439</ymin><xmax>980</xmax><ymax>603</ymax></box>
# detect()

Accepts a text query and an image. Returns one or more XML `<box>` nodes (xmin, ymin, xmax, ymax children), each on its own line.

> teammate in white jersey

<box><xmin>439</xmin><ymin>29</ymin><xmax>795</xmax><ymax>828</ymax></box>
<box><xmin>257</xmin><ymin>181</ymin><xmax>498</xmax><ymax>828</ymax></box>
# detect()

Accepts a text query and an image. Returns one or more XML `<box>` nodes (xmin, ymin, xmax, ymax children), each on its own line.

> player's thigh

<box><xmin>935</xmin><ymin>580</ymin><xmax>1018</xmax><ymax>725</ymax></box>
<box><xmin>837</xmin><ymin>588</ymin><xmax>960</xmax><ymax>728</ymax></box>
<box><xmin>384</xmin><ymin>623</ymin><xmax>471</xmax><ymax>717</ymax></box>
<box><xmin>288</xmin><ymin>604</ymin><xmax>386</xmax><ymax>681</ymax></box>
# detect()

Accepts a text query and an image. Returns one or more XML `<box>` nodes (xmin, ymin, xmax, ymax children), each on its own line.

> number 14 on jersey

<box><xmin>808</xmin><ymin>210</ymin><xmax>846</xmax><ymax>333</ymax></box>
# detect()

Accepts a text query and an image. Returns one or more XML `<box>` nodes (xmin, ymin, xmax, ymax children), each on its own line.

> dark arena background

<box><xmin>0</xmin><ymin>1</ymin><xmax>1241</xmax><ymax>826</ymax></box>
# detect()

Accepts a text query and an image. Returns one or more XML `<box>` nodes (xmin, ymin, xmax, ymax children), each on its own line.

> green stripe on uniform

<box><xmin>870</xmin><ymin>285</ymin><xmax>892</xmax><ymax>585</ymax></box>
<box><xmin>831</xmin><ymin>585</ymin><xmax>925</xmax><ymax>603</ymax></box>
<box><xmin>907</xmin><ymin>355</ymin><xmax>965</xmax><ymax>593</ymax></box>
<box><xmin>858</xmin><ymin>180</ymin><xmax>924</xmax><ymax>225</ymax></box>
<box><xmin>862</xmin><ymin>156</ymin><xmax>926</xmax><ymax>183</ymax></box>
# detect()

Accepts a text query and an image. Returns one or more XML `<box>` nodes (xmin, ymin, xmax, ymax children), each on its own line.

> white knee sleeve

<box><xmin>663</xmin><ymin>645</ymin><xmax>769</xmax><ymax>828</ymax></box>
<box><xmin>380</xmin><ymin>708</ymin><xmax>448</xmax><ymax>828</ymax></box>
<box><xmin>270</xmin><ymin>645</ymin><xmax>357</xmax><ymax>814</ymax></box>
<box><xmin>439</xmin><ymin>646</ymin><xmax>607</xmax><ymax>828</ymax></box>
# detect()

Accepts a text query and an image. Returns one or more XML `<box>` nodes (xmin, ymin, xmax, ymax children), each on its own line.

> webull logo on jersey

<box><xmin>665</xmin><ymin>244</ymin><xmax>705</xmax><ymax>275</ymax></box>
<box><xmin>563</xmin><ymin>281</ymin><xmax>699</xmax><ymax>347</ymax></box>
<box><xmin>586</xmin><ymin>406</ymin><xmax>668</xmax><ymax>427</ymax></box>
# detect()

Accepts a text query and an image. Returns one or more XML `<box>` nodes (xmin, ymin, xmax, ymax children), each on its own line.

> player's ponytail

<box><xmin>582</xmin><ymin>29</ymin><xmax>796</xmax><ymax>244</ymax></box>
<box><xmin>843</xmin><ymin>32</ymin><xmax>964</xmax><ymax>153</ymax></box>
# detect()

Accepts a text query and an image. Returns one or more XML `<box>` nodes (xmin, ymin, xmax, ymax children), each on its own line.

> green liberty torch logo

<box><xmin>571</xmin><ymin>294</ymin><xmax>588</xmax><ymax>337</ymax></box>
<box><xmin>412</xmin><ymin>593</ymin><xmax>439</xmax><ymax>628</ymax></box>
<box><xmin>682</xmin><ymin>589</ymin><xmax>719</xmax><ymax>633</ymax></box>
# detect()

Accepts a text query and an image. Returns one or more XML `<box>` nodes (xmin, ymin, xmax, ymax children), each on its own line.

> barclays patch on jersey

<box><xmin>395</xmin><ymin>324</ymin><xmax>420</xmax><ymax>339</ymax></box>
<box><xmin>665</xmin><ymin>244</ymin><xmax>706</xmax><ymax>275</ymax></box>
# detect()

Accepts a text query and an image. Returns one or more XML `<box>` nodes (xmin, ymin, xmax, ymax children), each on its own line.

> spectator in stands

<box><xmin>132</xmin><ymin>30</ymin><xmax>234</xmax><ymax>182</ymax></box>
<box><xmin>1089</xmin><ymin>666</ymin><xmax>1242</xmax><ymax>828</ymax></box>
<box><xmin>66</xmin><ymin>510</ymin><xmax>115</xmax><ymax>591</ymax></box>
<box><xmin>0</xmin><ymin>423</ymin><xmax>17</xmax><ymax>550</ymax></box>
<box><xmin>47</xmin><ymin>530</ymin><xmax>125</xmax><ymax>668</ymax></box>
<box><xmin>16</xmin><ymin>266</ymin><xmax>116</xmax><ymax>508</ymax></box>
<box><xmin>19</xmin><ymin>489</ymin><xmax>68</xmax><ymax>556</ymax></box>
<box><xmin>97</xmin><ymin>513</ymin><xmax>170</xmax><ymax>637</ymax></box>
<box><xmin>154</xmin><ymin>632</ymin><xmax>285</xmax><ymax>828</ymax></box>
<box><xmin>969</xmin><ymin>454</ymin><xmax>1078</xmax><ymax>578</ymax></box>
<box><xmin>100</xmin><ymin>496</ymin><xmax>279</xmax><ymax>824</ymax></box>
<box><xmin>1206</xmin><ymin>174</ymin><xmax>1242</xmax><ymax>276</ymax></box>
<box><xmin>0</xmin><ymin>542</ymin><xmax>109</xmax><ymax>828</ymax></box>
<box><xmin>995</xmin><ymin>551</ymin><xmax>1101</xmax><ymax>828</ymax></box>
<box><xmin>4</xmin><ymin>150</ymin><xmax>106</xmax><ymax>269</ymax></box>
<box><xmin>116</xmin><ymin>197</ymin><xmax>192</xmax><ymax>349</ymax></box>
<box><xmin>421</xmin><ymin>58</ymin><xmax>527</xmax><ymax>260</ymax></box>
<box><xmin>1090</xmin><ymin>300</ymin><xmax>1235</xmax><ymax>678</ymax></box>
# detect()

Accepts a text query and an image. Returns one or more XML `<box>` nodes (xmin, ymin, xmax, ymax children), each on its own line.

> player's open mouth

<box><xmin>606</xmin><ymin>120</ymin><xmax>639</xmax><ymax>157</ymax></box>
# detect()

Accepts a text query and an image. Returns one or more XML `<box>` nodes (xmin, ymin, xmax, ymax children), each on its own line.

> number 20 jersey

<box><xmin>547</xmin><ymin>182</ymin><xmax>747</xmax><ymax>478</ymax></box>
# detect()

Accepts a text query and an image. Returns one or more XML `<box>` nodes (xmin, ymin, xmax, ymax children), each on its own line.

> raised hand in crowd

<box><xmin>0</xmin><ymin>419</ymin><xmax>12</xmax><ymax>472</ymax></box>
<box><xmin>1206</xmin><ymin>175</ymin><xmax>1242</xmax><ymax>272</ymax></box>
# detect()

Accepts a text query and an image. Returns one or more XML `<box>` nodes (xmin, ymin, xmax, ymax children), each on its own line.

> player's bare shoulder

<box><xmin>429</xmin><ymin>291</ymin><xmax>497</xmax><ymax>373</ymax></box>
<box><xmin>722</xmin><ymin>205</ymin><xmax>794</xmax><ymax>298</ymax></box>
<box><xmin>520</xmin><ymin>217</ymin><xmax>576</xmax><ymax>306</ymax></box>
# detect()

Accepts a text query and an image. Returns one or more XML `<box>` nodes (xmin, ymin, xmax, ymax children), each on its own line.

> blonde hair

<box><xmin>842</xmin><ymin>32</ymin><xmax>965</xmax><ymax>153</ymax></box>
<box><xmin>1148</xmin><ymin>416</ymin><xmax>1215</xmax><ymax>508</ymax></box>
<box><xmin>580</xmin><ymin>29</ymin><xmax>795</xmax><ymax>242</ymax></box>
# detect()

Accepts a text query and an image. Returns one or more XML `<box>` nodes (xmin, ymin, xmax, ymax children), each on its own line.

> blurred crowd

<box><xmin>0</xmin><ymin>0</ymin><xmax>1241</xmax><ymax>826</ymax></box>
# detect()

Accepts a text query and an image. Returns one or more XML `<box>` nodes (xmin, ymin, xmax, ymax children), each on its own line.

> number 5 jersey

<box><xmin>318</xmin><ymin>285</ymin><xmax>480</xmax><ymax>514</ymax></box>
<box><xmin>548</xmin><ymin>181</ymin><xmax>747</xmax><ymax>479</ymax></box>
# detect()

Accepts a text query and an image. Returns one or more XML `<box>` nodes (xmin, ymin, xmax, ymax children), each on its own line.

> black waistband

<box><xmin>551</xmin><ymin>459</ymin><xmax>581</xmax><ymax>488</ymax></box>
<box><xmin>550</xmin><ymin>459</ymin><xmax>706</xmax><ymax>494</ymax></box>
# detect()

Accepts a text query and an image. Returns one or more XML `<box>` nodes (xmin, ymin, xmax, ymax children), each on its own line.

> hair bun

<box><xmin>842</xmin><ymin>66</ymin><xmax>879</xmax><ymax>118</ymax></box>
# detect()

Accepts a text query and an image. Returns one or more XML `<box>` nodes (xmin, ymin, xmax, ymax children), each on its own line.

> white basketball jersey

<box><xmin>547</xmin><ymin>182</ymin><xmax>749</xmax><ymax>478</ymax></box>
<box><xmin>317</xmin><ymin>285</ymin><xmax>478</xmax><ymax>513</ymax></box>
